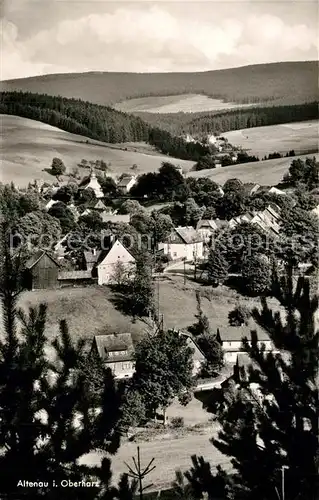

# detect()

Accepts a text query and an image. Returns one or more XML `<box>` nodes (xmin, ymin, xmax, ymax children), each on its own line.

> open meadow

<box><xmin>114</xmin><ymin>93</ymin><xmax>256</xmax><ymax>114</ymax></box>
<box><xmin>223</xmin><ymin>120</ymin><xmax>319</xmax><ymax>158</ymax></box>
<box><xmin>189</xmin><ymin>152</ymin><xmax>319</xmax><ymax>186</ymax></box>
<box><xmin>0</xmin><ymin>114</ymin><xmax>194</xmax><ymax>186</ymax></box>
<box><xmin>16</xmin><ymin>275</ymin><xmax>278</xmax><ymax>346</ymax></box>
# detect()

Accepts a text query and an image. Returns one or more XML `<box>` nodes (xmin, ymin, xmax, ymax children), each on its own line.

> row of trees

<box><xmin>136</xmin><ymin>101</ymin><xmax>318</xmax><ymax>136</ymax></box>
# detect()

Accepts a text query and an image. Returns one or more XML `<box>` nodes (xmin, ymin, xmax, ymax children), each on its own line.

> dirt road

<box><xmin>81</xmin><ymin>430</ymin><xmax>231</xmax><ymax>490</ymax></box>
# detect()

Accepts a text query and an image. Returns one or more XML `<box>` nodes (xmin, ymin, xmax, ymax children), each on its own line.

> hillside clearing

<box><xmin>115</xmin><ymin>93</ymin><xmax>257</xmax><ymax>114</ymax></box>
<box><xmin>189</xmin><ymin>152</ymin><xmax>319</xmax><ymax>186</ymax></box>
<box><xmin>223</xmin><ymin>120</ymin><xmax>319</xmax><ymax>158</ymax></box>
<box><xmin>0</xmin><ymin>115</ymin><xmax>194</xmax><ymax>186</ymax></box>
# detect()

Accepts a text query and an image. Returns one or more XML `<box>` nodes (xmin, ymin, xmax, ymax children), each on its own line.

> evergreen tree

<box><xmin>126</xmin><ymin>251</ymin><xmax>155</xmax><ymax>319</ymax></box>
<box><xmin>206</xmin><ymin>248</ymin><xmax>229</xmax><ymax>286</ymax></box>
<box><xmin>183</xmin><ymin>269</ymin><xmax>319</xmax><ymax>499</ymax></box>
<box><xmin>188</xmin><ymin>292</ymin><xmax>224</xmax><ymax>379</ymax></box>
<box><xmin>0</xmin><ymin>226</ymin><xmax>125</xmax><ymax>499</ymax></box>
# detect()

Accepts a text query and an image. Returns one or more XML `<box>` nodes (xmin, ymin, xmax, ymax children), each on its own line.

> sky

<box><xmin>1</xmin><ymin>0</ymin><xmax>318</xmax><ymax>80</ymax></box>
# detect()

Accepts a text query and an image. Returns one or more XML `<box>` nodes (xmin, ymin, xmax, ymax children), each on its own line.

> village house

<box><xmin>78</xmin><ymin>168</ymin><xmax>104</xmax><ymax>198</ymax></box>
<box><xmin>80</xmin><ymin>200</ymin><xmax>111</xmax><ymax>217</ymax></box>
<box><xmin>158</xmin><ymin>226</ymin><xmax>204</xmax><ymax>261</ymax></box>
<box><xmin>243</xmin><ymin>183</ymin><xmax>260</xmax><ymax>196</ymax></box>
<box><xmin>268</xmin><ymin>186</ymin><xmax>287</xmax><ymax>196</ymax></box>
<box><xmin>91</xmin><ymin>333</ymin><xmax>135</xmax><ymax>379</ymax></box>
<box><xmin>45</xmin><ymin>199</ymin><xmax>59</xmax><ymax>211</ymax></box>
<box><xmin>179</xmin><ymin>332</ymin><xmax>206</xmax><ymax>376</ymax></box>
<box><xmin>24</xmin><ymin>250</ymin><xmax>60</xmax><ymax>290</ymax></box>
<box><xmin>216</xmin><ymin>327</ymin><xmax>274</xmax><ymax>364</ymax></box>
<box><xmin>117</xmin><ymin>174</ymin><xmax>137</xmax><ymax>194</ymax></box>
<box><xmin>100</xmin><ymin>212</ymin><xmax>130</xmax><ymax>224</ymax></box>
<box><xmin>184</xmin><ymin>134</ymin><xmax>196</xmax><ymax>143</ymax></box>
<box><xmin>96</xmin><ymin>239</ymin><xmax>136</xmax><ymax>285</ymax></box>
<box><xmin>229</xmin><ymin>204</ymin><xmax>282</xmax><ymax>236</ymax></box>
<box><xmin>196</xmin><ymin>219</ymin><xmax>228</xmax><ymax>241</ymax></box>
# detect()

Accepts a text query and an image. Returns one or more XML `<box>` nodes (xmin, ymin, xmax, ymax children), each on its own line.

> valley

<box><xmin>2</xmin><ymin>114</ymin><xmax>318</xmax><ymax>188</ymax></box>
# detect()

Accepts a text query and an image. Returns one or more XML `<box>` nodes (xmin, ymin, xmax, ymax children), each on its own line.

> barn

<box><xmin>24</xmin><ymin>251</ymin><xmax>60</xmax><ymax>290</ymax></box>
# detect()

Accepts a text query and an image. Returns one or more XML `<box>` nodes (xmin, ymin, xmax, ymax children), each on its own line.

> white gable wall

<box><xmin>97</xmin><ymin>240</ymin><xmax>135</xmax><ymax>285</ymax></box>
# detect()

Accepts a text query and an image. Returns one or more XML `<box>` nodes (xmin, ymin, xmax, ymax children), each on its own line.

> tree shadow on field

<box><xmin>108</xmin><ymin>285</ymin><xmax>134</xmax><ymax>318</ymax></box>
<box><xmin>226</xmin><ymin>275</ymin><xmax>247</xmax><ymax>295</ymax></box>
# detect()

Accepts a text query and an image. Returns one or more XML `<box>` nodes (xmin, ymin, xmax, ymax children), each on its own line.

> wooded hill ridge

<box><xmin>1</xmin><ymin>61</ymin><xmax>317</xmax><ymax>107</ymax></box>
<box><xmin>1</xmin><ymin>91</ymin><xmax>318</xmax><ymax>161</ymax></box>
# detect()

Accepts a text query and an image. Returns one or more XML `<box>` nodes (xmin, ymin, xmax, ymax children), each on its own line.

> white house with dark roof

<box><xmin>91</xmin><ymin>333</ymin><xmax>135</xmax><ymax>379</ymax></box>
<box><xmin>216</xmin><ymin>327</ymin><xmax>274</xmax><ymax>363</ymax></box>
<box><xmin>158</xmin><ymin>226</ymin><xmax>204</xmax><ymax>261</ymax></box>
<box><xmin>96</xmin><ymin>239</ymin><xmax>135</xmax><ymax>285</ymax></box>
<box><xmin>117</xmin><ymin>175</ymin><xmax>137</xmax><ymax>193</ymax></box>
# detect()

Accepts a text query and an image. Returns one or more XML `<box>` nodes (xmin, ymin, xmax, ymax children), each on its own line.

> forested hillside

<box><xmin>1</xmin><ymin>61</ymin><xmax>317</xmax><ymax>107</ymax></box>
<box><xmin>0</xmin><ymin>91</ymin><xmax>209</xmax><ymax>161</ymax></box>
<box><xmin>1</xmin><ymin>92</ymin><xmax>318</xmax><ymax>163</ymax></box>
<box><xmin>136</xmin><ymin>102</ymin><xmax>319</xmax><ymax>135</ymax></box>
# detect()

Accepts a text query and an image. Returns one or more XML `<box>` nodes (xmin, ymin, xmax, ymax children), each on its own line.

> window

<box><xmin>173</xmin><ymin>252</ymin><xmax>177</xmax><ymax>257</ymax></box>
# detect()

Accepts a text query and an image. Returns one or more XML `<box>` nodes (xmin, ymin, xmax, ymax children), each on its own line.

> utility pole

<box><xmin>281</xmin><ymin>465</ymin><xmax>288</xmax><ymax>500</ymax></box>
<box><xmin>183</xmin><ymin>257</ymin><xmax>186</xmax><ymax>285</ymax></box>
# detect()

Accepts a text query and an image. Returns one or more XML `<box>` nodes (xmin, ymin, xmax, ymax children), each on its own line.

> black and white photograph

<box><xmin>0</xmin><ymin>0</ymin><xmax>318</xmax><ymax>498</ymax></box>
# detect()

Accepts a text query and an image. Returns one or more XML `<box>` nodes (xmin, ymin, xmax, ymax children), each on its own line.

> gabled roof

<box><xmin>92</xmin><ymin>333</ymin><xmax>134</xmax><ymax>362</ymax></box>
<box><xmin>25</xmin><ymin>251</ymin><xmax>60</xmax><ymax>270</ymax></box>
<box><xmin>97</xmin><ymin>239</ymin><xmax>135</xmax><ymax>267</ymax></box>
<box><xmin>243</xmin><ymin>183</ymin><xmax>260</xmax><ymax>196</ymax></box>
<box><xmin>117</xmin><ymin>175</ymin><xmax>136</xmax><ymax>188</ymax></box>
<box><xmin>196</xmin><ymin>220</ymin><xmax>217</xmax><ymax>231</ymax></box>
<box><xmin>83</xmin><ymin>250</ymin><xmax>102</xmax><ymax>267</ymax></box>
<box><xmin>179</xmin><ymin>332</ymin><xmax>206</xmax><ymax>362</ymax></box>
<box><xmin>58</xmin><ymin>270</ymin><xmax>93</xmax><ymax>280</ymax></box>
<box><xmin>174</xmin><ymin>226</ymin><xmax>203</xmax><ymax>244</ymax></box>
<box><xmin>218</xmin><ymin>327</ymin><xmax>271</xmax><ymax>344</ymax></box>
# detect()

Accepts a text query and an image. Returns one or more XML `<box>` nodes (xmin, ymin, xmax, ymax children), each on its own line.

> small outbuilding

<box><xmin>24</xmin><ymin>251</ymin><xmax>60</xmax><ymax>290</ymax></box>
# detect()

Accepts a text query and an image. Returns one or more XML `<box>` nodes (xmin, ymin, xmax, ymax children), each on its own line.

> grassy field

<box><xmin>115</xmin><ymin>93</ymin><xmax>256</xmax><ymax>114</ymax></box>
<box><xmin>0</xmin><ymin>115</ymin><xmax>194</xmax><ymax>186</ymax></box>
<box><xmin>223</xmin><ymin>120</ymin><xmax>319</xmax><ymax>158</ymax></box>
<box><xmin>17</xmin><ymin>275</ymin><xmax>275</xmax><ymax>347</ymax></box>
<box><xmin>189</xmin><ymin>152</ymin><xmax>319</xmax><ymax>186</ymax></box>
<box><xmin>82</xmin><ymin>426</ymin><xmax>229</xmax><ymax>490</ymax></box>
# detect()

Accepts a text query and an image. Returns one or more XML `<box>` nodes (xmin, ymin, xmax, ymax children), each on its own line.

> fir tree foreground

<box><xmin>179</xmin><ymin>270</ymin><xmax>318</xmax><ymax>500</ymax></box>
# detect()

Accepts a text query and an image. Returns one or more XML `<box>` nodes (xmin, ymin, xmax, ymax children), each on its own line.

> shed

<box><xmin>24</xmin><ymin>251</ymin><xmax>60</xmax><ymax>290</ymax></box>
